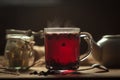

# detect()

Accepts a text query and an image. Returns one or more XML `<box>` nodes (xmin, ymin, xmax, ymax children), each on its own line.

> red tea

<box><xmin>45</xmin><ymin>33</ymin><xmax>80</xmax><ymax>70</ymax></box>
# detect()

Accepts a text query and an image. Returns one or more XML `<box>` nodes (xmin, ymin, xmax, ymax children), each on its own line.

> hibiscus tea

<box><xmin>45</xmin><ymin>32</ymin><xmax>80</xmax><ymax>70</ymax></box>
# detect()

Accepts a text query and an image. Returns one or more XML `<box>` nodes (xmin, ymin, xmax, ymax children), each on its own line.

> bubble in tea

<box><xmin>45</xmin><ymin>32</ymin><xmax>80</xmax><ymax>70</ymax></box>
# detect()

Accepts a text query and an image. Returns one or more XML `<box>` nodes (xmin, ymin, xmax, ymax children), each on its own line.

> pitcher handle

<box><xmin>80</xmin><ymin>32</ymin><xmax>93</xmax><ymax>61</ymax></box>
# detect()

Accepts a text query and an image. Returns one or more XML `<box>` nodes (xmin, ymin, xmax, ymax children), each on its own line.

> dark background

<box><xmin>0</xmin><ymin>0</ymin><xmax>119</xmax><ymax>55</ymax></box>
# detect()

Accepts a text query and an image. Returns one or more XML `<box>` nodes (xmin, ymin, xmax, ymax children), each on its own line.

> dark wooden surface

<box><xmin>0</xmin><ymin>66</ymin><xmax>120</xmax><ymax>79</ymax></box>
<box><xmin>0</xmin><ymin>56</ymin><xmax>120</xmax><ymax>79</ymax></box>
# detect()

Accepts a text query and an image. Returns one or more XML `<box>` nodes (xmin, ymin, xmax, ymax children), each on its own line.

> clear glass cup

<box><xmin>44</xmin><ymin>27</ymin><xmax>93</xmax><ymax>70</ymax></box>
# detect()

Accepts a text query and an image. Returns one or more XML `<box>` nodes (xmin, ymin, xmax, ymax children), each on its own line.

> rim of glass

<box><xmin>44</xmin><ymin>27</ymin><xmax>80</xmax><ymax>33</ymax></box>
<box><xmin>6</xmin><ymin>34</ymin><xmax>34</xmax><ymax>40</ymax></box>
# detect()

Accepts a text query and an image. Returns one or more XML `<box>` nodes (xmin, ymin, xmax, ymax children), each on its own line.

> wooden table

<box><xmin>0</xmin><ymin>54</ymin><xmax>120</xmax><ymax>79</ymax></box>
<box><xmin>0</xmin><ymin>66</ymin><xmax>120</xmax><ymax>79</ymax></box>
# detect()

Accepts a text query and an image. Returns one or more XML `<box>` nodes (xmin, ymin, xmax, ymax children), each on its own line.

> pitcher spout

<box><xmin>91</xmin><ymin>40</ymin><xmax>102</xmax><ymax>63</ymax></box>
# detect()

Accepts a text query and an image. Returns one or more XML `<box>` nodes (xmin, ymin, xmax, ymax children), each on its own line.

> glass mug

<box><xmin>4</xmin><ymin>29</ymin><xmax>35</xmax><ymax>70</ymax></box>
<box><xmin>44</xmin><ymin>28</ymin><xmax>93</xmax><ymax>70</ymax></box>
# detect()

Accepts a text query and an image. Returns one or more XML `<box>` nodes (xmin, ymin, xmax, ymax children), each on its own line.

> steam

<box><xmin>47</xmin><ymin>18</ymin><xmax>74</xmax><ymax>28</ymax></box>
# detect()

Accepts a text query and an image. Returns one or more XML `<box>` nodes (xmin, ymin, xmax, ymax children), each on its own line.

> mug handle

<box><xmin>79</xmin><ymin>32</ymin><xmax>93</xmax><ymax>61</ymax></box>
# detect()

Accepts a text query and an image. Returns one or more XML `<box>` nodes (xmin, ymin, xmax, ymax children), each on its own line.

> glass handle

<box><xmin>79</xmin><ymin>32</ymin><xmax>93</xmax><ymax>61</ymax></box>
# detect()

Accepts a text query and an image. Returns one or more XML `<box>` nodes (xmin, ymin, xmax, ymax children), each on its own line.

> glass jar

<box><xmin>4</xmin><ymin>29</ymin><xmax>35</xmax><ymax>70</ymax></box>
